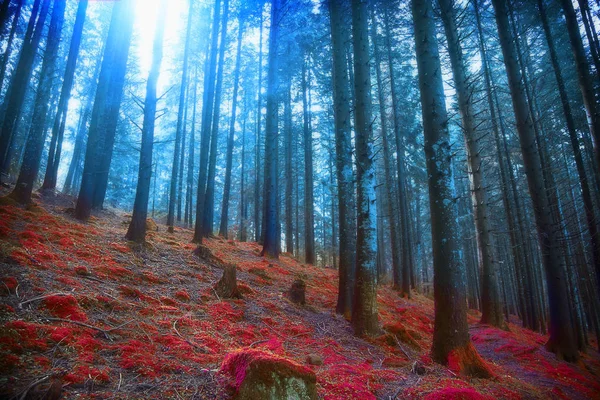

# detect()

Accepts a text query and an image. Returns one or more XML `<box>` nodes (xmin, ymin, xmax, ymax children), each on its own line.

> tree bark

<box><xmin>302</xmin><ymin>56</ymin><xmax>316</xmax><ymax>264</ymax></box>
<box><xmin>10</xmin><ymin>0</ymin><xmax>65</xmax><ymax>204</ymax></box>
<box><xmin>219</xmin><ymin>18</ymin><xmax>243</xmax><ymax>238</ymax></box>
<box><xmin>438</xmin><ymin>0</ymin><xmax>504</xmax><ymax>328</ymax></box>
<box><xmin>260</xmin><ymin>0</ymin><xmax>281</xmax><ymax>259</ymax></box>
<box><xmin>42</xmin><ymin>0</ymin><xmax>89</xmax><ymax>190</ymax></box>
<box><xmin>491</xmin><ymin>0</ymin><xmax>578</xmax><ymax>361</ymax></box>
<box><xmin>350</xmin><ymin>0</ymin><xmax>378</xmax><ymax>337</ymax></box>
<box><xmin>125</xmin><ymin>0</ymin><xmax>167</xmax><ymax>242</ymax></box>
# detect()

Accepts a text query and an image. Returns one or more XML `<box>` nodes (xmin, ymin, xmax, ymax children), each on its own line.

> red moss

<box><xmin>2</xmin><ymin>276</ymin><xmax>18</xmax><ymax>291</ymax></box>
<box><xmin>42</xmin><ymin>294</ymin><xmax>87</xmax><ymax>321</ymax></box>
<box><xmin>424</xmin><ymin>387</ymin><xmax>493</xmax><ymax>400</ymax></box>
<box><xmin>19</xmin><ymin>230</ymin><xmax>44</xmax><ymax>242</ymax></box>
<box><xmin>142</xmin><ymin>271</ymin><xmax>165</xmax><ymax>284</ymax></box>
<box><xmin>74</xmin><ymin>265</ymin><xmax>89</xmax><ymax>276</ymax></box>
<box><xmin>118</xmin><ymin>285</ymin><xmax>143</xmax><ymax>299</ymax></box>
<box><xmin>174</xmin><ymin>289</ymin><xmax>191</xmax><ymax>301</ymax></box>
<box><xmin>65</xmin><ymin>365</ymin><xmax>110</xmax><ymax>385</ymax></box>
<box><xmin>57</xmin><ymin>237</ymin><xmax>75</xmax><ymax>247</ymax></box>
<box><xmin>110</xmin><ymin>242</ymin><xmax>132</xmax><ymax>253</ymax></box>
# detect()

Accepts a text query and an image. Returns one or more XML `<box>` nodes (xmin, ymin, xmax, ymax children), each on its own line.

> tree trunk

<box><xmin>167</xmin><ymin>0</ymin><xmax>193</xmax><ymax>231</ymax></box>
<box><xmin>260</xmin><ymin>0</ymin><xmax>281</xmax><ymax>259</ymax></box>
<box><xmin>371</xmin><ymin>9</ymin><xmax>400</xmax><ymax>291</ymax></box>
<box><xmin>560</xmin><ymin>0</ymin><xmax>600</xmax><ymax>203</ymax></box>
<box><xmin>10</xmin><ymin>0</ymin><xmax>65</xmax><ymax>204</ymax></box>
<box><xmin>0</xmin><ymin>0</ymin><xmax>47</xmax><ymax>181</ymax></box>
<box><xmin>125</xmin><ymin>0</ymin><xmax>167</xmax><ymax>242</ymax></box>
<box><xmin>219</xmin><ymin>18</ymin><xmax>243</xmax><ymax>238</ymax></box>
<box><xmin>302</xmin><ymin>57</ymin><xmax>316</xmax><ymax>264</ymax></box>
<box><xmin>0</xmin><ymin>0</ymin><xmax>24</xmax><ymax>95</ymax></box>
<box><xmin>491</xmin><ymin>0</ymin><xmax>578</xmax><ymax>361</ymax></box>
<box><xmin>413</xmin><ymin>0</ymin><xmax>491</xmax><ymax>377</ymax></box>
<box><xmin>438</xmin><ymin>0</ymin><xmax>504</xmax><ymax>328</ymax></box>
<box><xmin>254</xmin><ymin>9</ymin><xmax>264</xmax><ymax>243</ymax></box>
<box><xmin>75</xmin><ymin>0</ymin><xmax>135</xmax><ymax>220</ymax></box>
<box><xmin>350</xmin><ymin>0</ymin><xmax>378</xmax><ymax>337</ymax></box>
<box><xmin>42</xmin><ymin>0</ymin><xmax>88</xmax><ymax>190</ymax></box>
<box><xmin>194</xmin><ymin>0</ymin><xmax>221</xmax><ymax>243</ymax></box>
<box><xmin>202</xmin><ymin>0</ymin><xmax>230</xmax><ymax>238</ymax></box>
<box><xmin>284</xmin><ymin>73</ymin><xmax>293</xmax><ymax>253</ymax></box>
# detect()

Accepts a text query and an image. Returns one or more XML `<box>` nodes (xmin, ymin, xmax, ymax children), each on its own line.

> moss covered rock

<box><xmin>219</xmin><ymin>349</ymin><xmax>317</xmax><ymax>400</ymax></box>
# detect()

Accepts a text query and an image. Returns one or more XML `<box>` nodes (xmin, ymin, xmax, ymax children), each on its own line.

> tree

<box><xmin>350</xmin><ymin>0</ymin><xmax>378</xmax><ymax>336</ymax></box>
<box><xmin>219</xmin><ymin>15</ymin><xmax>244</xmax><ymax>238</ymax></box>
<box><xmin>126</xmin><ymin>0</ymin><xmax>168</xmax><ymax>242</ymax></box>
<box><xmin>261</xmin><ymin>0</ymin><xmax>281</xmax><ymax>258</ymax></box>
<box><xmin>0</xmin><ymin>0</ymin><xmax>49</xmax><ymax>182</ymax></box>
<box><xmin>75</xmin><ymin>0</ymin><xmax>136</xmax><ymax>220</ymax></box>
<box><xmin>412</xmin><ymin>0</ymin><xmax>492</xmax><ymax>376</ymax></box>
<box><xmin>328</xmin><ymin>0</ymin><xmax>356</xmax><ymax>317</ymax></box>
<box><xmin>10</xmin><ymin>0</ymin><xmax>66</xmax><ymax>204</ymax></box>
<box><xmin>194</xmin><ymin>0</ymin><xmax>221</xmax><ymax>243</ymax></box>
<box><xmin>302</xmin><ymin>55</ymin><xmax>316</xmax><ymax>264</ymax></box>
<box><xmin>167</xmin><ymin>0</ymin><xmax>193</xmax><ymax>232</ymax></box>
<box><xmin>42</xmin><ymin>0</ymin><xmax>89</xmax><ymax>191</ymax></box>
<box><xmin>437</xmin><ymin>0</ymin><xmax>504</xmax><ymax>328</ymax></box>
<box><xmin>490</xmin><ymin>0</ymin><xmax>579</xmax><ymax>362</ymax></box>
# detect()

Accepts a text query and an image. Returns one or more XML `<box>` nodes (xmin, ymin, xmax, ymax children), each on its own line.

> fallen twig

<box><xmin>19</xmin><ymin>292</ymin><xmax>70</xmax><ymax>307</ymax></box>
<box><xmin>18</xmin><ymin>375</ymin><xmax>50</xmax><ymax>400</ymax></box>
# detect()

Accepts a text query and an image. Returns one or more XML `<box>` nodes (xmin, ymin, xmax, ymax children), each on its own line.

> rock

<box><xmin>214</xmin><ymin>264</ymin><xmax>241</xmax><ymax>299</ymax></box>
<box><xmin>287</xmin><ymin>279</ymin><xmax>306</xmax><ymax>305</ymax></box>
<box><xmin>219</xmin><ymin>349</ymin><xmax>318</xmax><ymax>400</ymax></box>
<box><xmin>305</xmin><ymin>354</ymin><xmax>323</xmax><ymax>366</ymax></box>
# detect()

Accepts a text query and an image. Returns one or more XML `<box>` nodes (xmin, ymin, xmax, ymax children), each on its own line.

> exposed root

<box><xmin>447</xmin><ymin>342</ymin><xmax>495</xmax><ymax>379</ymax></box>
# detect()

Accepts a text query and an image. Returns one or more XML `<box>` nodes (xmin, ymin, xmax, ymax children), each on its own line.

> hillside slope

<box><xmin>0</xmin><ymin>195</ymin><xmax>599</xmax><ymax>399</ymax></box>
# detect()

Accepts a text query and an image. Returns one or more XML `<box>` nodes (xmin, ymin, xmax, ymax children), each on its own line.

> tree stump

<box><xmin>215</xmin><ymin>264</ymin><xmax>241</xmax><ymax>299</ymax></box>
<box><xmin>287</xmin><ymin>279</ymin><xmax>306</xmax><ymax>305</ymax></box>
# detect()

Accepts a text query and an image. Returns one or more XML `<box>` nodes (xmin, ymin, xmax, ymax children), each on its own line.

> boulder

<box><xmin>219</xmin><ymin>349</ymin><xmax>317</xmax><ymax>400</ymax></box>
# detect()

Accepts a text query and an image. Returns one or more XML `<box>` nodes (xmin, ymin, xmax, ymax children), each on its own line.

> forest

<box><xmin>1</xmin><ymin>0</ymin><xmax>600</xmax><ymax>398</ymax></box>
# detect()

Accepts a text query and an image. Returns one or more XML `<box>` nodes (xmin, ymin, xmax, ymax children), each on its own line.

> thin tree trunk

<box><xmin>254</xmin><ymin>9</ymin><xmax>264</xmax><ymax>243</ymax></box>
<box><xmin>167</xmin><ymin>0</ymin><xmax>193</xmax><ymax>231</ymax></box>
<box><xmin>302</xmin><ymin>57</ymin><xmax>316</xmax><ymax>264</ymax></box>
<box><xmin>260</xmin><ymin>0</ymin><xmax>281</xmax><ymax>258</ymax></box>
<box><xmin>219</xmin><ymin>17</ymin><xmax>243</xmax><ymax>238</ymax></box>
<box><xmin>284</xmin><ymin>73</ymin><xmax>293</xmax><ymax>253</ymax></box>
<box><xmin>126</xmin><ymin>0</ymin><xmax>167</xmax><ymax>242</ymax></box>
<box><xmin>42</xmin><ymin>0</ymin><xmax>88</xmax><ymax>190</ymax></box>
<box><xmin>0</xmin><ymin>0</ymin><xmax>24</xmax><ymax>95</ymax></box>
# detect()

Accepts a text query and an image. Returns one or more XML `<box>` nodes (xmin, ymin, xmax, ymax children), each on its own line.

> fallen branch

<box><xmin>18</xmin><ymin>375</ymin><xmax>50</xmax><ymax>400</ymax></box>
<box><xmin>19</xmin><ymin>292</ymin><xmax>70</xmax><ymax>307</ymax></box>
<box><xmin>393</xmin><ymin>334</ymin><xmax>411</xmax><ymax>360</ymax></box>
<box><xmin>45</xmin><ymin>318</ymin><xmax>134</xmax><ymax>341</ymax></box>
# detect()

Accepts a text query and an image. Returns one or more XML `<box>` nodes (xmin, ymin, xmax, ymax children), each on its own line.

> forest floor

<box><xmin>0</xmin><ymin>192</ymin><xmax>600</xmax><ymax>399</ymax></box>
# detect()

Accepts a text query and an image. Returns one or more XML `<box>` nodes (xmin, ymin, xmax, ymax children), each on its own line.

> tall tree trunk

<box><xmin>383</xmin><ymin>7</ymin><xmax>412</xmax><ymax>298</ymax></box>
<box><xmin>328</xmin><ymin>0</ymin><xmax>356</xmax><ymax>318</ymax></box>
<box><xmin>559</xmin><ymin>0</ymin><xmax>600</xmax><ymax>299</ymax></box>
<box><xmin>438</xmin><ymin>0</ymin><xmax>504</xmax><ymax>328</ymax></box>
<box><xmin>538</xmin><ymin>0</ymin><xmax>600</xmax><ymax>337</ymax></box>
<box><xmin>0</xmin><ymin>0</ymin><xmax>47</xmax><ymax>181</ymax></box>
<box><xmin>167</xmin><ymin>0</ymin><xmax>193</xmax><ymax>231</ymax></box>
<box><xmin>491</xmin><ymin>0</ymin><xmax>578</xmax><ymax>361</ymax></box>
<box><xmin>75</xmin><ymin>0</ymin><xmax>136</xmax><ymax>220</ymax></box>
<box><xmin>194</xmin><ymin>0</ymin><xmax>221</xmax><ymax>243</ymax></box>
<box><xmin>254</xmin><ymin>9</ymin><xmax>264</xmax><ymax>243</ymax></box>
<box><xmin>10</xmin><ymin>0</ymin><xmax>65</xmax><ymax>204</ymax></box>
<box><xmin>350</xmin><ymin>0</ymin><xmax>378</xmax><ymax>337</ymax></box>
<box><xmin>413</xmin><ymin>0</ymin><xmax>491</xmax><ymax>376</ymax></box>
<box><xmin>219</xmin><ymin>17</ymin><xmax>243</xmax><ymax>238</ymax></box>
<box><xmin>185</xmin><ymin>67</ymin><xmax>198</xmax><ymax>226</ymax></box>
<box><xmin>0</xmin><ymin>0</ymin><xmax>24</xmax><ymax>95</ymax></box>
<box><xmin>371</xmin><ymin>9</ymin><xmax>400</xmax><ymax>292</ymax></box>
<box><xmin>302</xmin><ymin>56</ymin><xmax>316</xmax><ymax>264</ymax></box>
<box><xmin>284</xmin><ymin>73</ymin><xmax>293</xmax><ymax>253</ymax></box>
<box><xmin>42</xmin><ymin>0</ymin><xmax>88</xmax><ymax>190</ymax></box>
<box><xmin>260</xmin><ymin>0</ymin><xmax>281</xmax><ymax>258</ymax></box>
<box><xmin>126</xmin><ymin>0</ymin><xmax>167</xmax><ymax>242</ymax></box>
